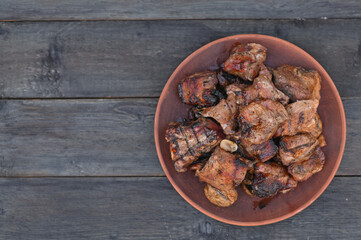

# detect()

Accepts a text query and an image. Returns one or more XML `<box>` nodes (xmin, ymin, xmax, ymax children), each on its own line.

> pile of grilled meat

<box><xmin>165</xmin><ymin>43</ymin><xmax>326</xmax><ymax>207</ymax></box>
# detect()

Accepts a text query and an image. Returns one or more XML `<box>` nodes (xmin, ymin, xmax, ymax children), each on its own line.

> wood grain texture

<box><xmin>342</xmin><ymin>97</ymin><xmax>361</xmax><ymax>175</ymax></box>
<box><xmin>0</xmin><ymin>177</ymin><xmax>359</xmax><ymax>239</ymax></box>
<box><xmin>0</xmin><ymin>99</ymin><xmax>158</xmax><ymax>176</ymax></box>
<box><xmin>0</xmin><ymin>98</ymin><xmax>356</xmax><ymax>176</ymax></box>
<box><xmin>1</xmin><ymin>0</ymin><xmax>361</xmax><ymax>20</ymax></box>
<box><xmin>0</xmin><ymin>19</ymin><xmax>360</xmax><ymax>98</ymax></box>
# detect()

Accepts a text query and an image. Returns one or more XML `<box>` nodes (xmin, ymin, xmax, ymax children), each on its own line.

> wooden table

<box><xmin>0</xmin><ymin>1</ymin><xmax>360</xmax><ymax>239</ymax></box>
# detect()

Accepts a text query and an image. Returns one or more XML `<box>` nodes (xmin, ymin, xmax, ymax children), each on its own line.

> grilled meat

<box><xmin>223</xmin><ymin>43</ymin><xmax>267</xmax><ymax>81</ymax></box>
<box><xmin>280</xmin><ymin>176</ymin><xmax>298</xmax><ymax>194</ymax></box>
<box><xmin>273</xmin><ymin>65</ymin><xmax>321</xmax><ymax>102</ymax></box>
<box><xmin>217</xmin><ymin>70</ymin><xmax>248</xmax><ymax>88</ymax></box>
<box><xmin>318</xmin><ymin>134</ymin><xmax>327</xmax><ymax>147</ymax></box>
<box><xmin>279</xmin><ymin>133</ymin><xmax>319</xmax><ymax>166</ymax></box>
<box><xmin>226</xmin><ymin>65</ymin><xmax>289</xmax><ymax>106</ymax></box>
<box><xmin>204</xmin><ymin>184</ymin><xmax>238</xmax><ymax>207</ymax></box>
<box><xmin>288</xmin><ymin>146</ymin><xmax>325</xmax><ymax>182</ymax></box>
<box><xmin>196</xmin><ymin>147</ymin><xmax>248</xmax><ymax>191</ymax></box>
<box><xmin>165</xmin><ymin>118</ymin><xmax>224</xmax><ymax>172</ymax></box>
<box><xmin>253</xmin><ymin>65</ymin><xmax>289</xmax><ymax>105</ymax></box>
<box><xmin>236</xmin><ymin>100</ymin><xmax>288</xmax><ymax>145</ymax></box>
<box><xmin>226</xmin><ymin>83</ymin><xmax>253</xmax><ymax>105</ymax></box>
<box><xmin>242</xmin><ymin>139</ymin><xmax>278</xmax><ymax>162</ymax></box>
<box><xmin>189</xmin><ymin>155</ymin><xmax>209</xmax><ymax>171</ymax></box>
<box><xmin>201</xmin><ymin>94</ymin><xmax>238</xmax><ymax>135</ymax></box>
<box><xmin>168</xmin><ymin>44</ymin><xmax>327</xmax><ymax>207</ymax></box>
<box><xmin>259</xmin><ymin>99</ymin><xmax>289</xmax><ymax>124</ymax></box>
<box><xmin>276</xmin><ymin>100</ymin><xmax>322</xmax><ymax>137</ymax></box>
<box><xmin>178</xmin><ymin>71</ymin><xmax>222</xmax><ymax>107</ymax></box>
<box><xmin>238</xmin><ymin>102</ymin><xmax>277</xmax><ymax>145</ymax></box>
<box><xmin>252</xmin><ymin>162</ymin><xmax>297</xmax><ymax>198</ymax></box>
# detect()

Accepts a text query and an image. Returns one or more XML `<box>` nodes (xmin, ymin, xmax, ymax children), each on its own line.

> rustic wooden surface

<box><xmin>0</xmin><ymin>20</ymin><xmax>361</xmax><ymax>98</ymax></box>
<box><xmin>0</xmin><ymin>1</ymin><xmax>360</xmax><ymax>239</ymax></box>
<box><xmin>1</xmin><ymin>0</ymin><xmax>361</xmax><ymax>20</ymax></box>
<box><xmin>0</xmin><ymin>177</ymin><xmax>359</xmax><ymax>240</ymax></box>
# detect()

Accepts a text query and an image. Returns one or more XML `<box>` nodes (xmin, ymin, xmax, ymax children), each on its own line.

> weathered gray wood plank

<box><xmin>0</xmin><ymin>98</ymin><xmax>356</xmax><ymax>176</ymax></box>
<box><xmin>0</xmin><ymin>177</ymin><xmax>359</xmax><ymax>239</ymax></box>
<box><xmin>341</xmin><ymin>97</ymin><xmax>361</xmax><ymax>176</ymax></box>
<box><xmin>0</xmin><ymin>99</ymin><xmax>158</xmax><ymax>176</ymax></box>
<box><xmin>0</xmin><ymin>19</ymin><xmax>360</xmax><ymax>98</ymax></box>
<box><xmin>1</xmin><ymin>0</ymin><xmax>361</xmax><ymax>20</ymax></box>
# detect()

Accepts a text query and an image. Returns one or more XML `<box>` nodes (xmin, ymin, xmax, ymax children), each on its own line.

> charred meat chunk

<box><xmin>318</xmin><ymin>134</ymin><xmax>327</xmax><ymax>147</ymax></box>
<box><xmin>204</xmin><ymin>184</ymin><xmax>238</xmax><ymax>207</ymax></box>
<box><xmin>226</xmin><ymin>83</ymin><xmax>253</xmax><ymax>105</ymax></box>
<box><xmin>279</xmin><ymin>133</ymin><xmax>319</xmax><ymax>166</ymax></box>
<box><xmin>226</xmin><ymin>65</ymin><xmax>289</xmax><ymax>106</ymax></box>
<box><xmin>252</xmin><ymin>65</ymin><xmax>289</xmax><ymax>105</ymax></box>
<box><xmin>273</xmin><ymin>65</ymin><xmax>321</xmax><ymax>102</ymax></box>
<box><xmin>223</xmin><ymin>43</ymin><xmax>267</xmax><ymax>81</ymax></box>
<box><xmin>280</xmin><ymin>175</ymin><xmax>298</xmax><ymax>194</ymax></box>
<box><xmin>238</xmin><ymin>102</ymin><xmax>277</xmax><ymax>145</ymax></box>
<box><xmin>242</xmin><ymin>139</ymin><xmax>278</xmax><ymax>162</ymax></box>
<box><xmin>217</xmin><ymin>70</ymin><xmax>248</xmax><ymax>88</ymax></box>
<box><xmin>252</xmin><ymin>162</ymin><xmax>297</xmax><ymax>198</ymax></box>
<box><xmin>166</xmin><ymin>43</ymin><xmax>328</xmax><ymax>207</ymax></box>
<box><xmin>178</xmin><ymin>71</ymin><xmax>222</xmax><ymax>107</ymax></box>
<box><xmin>259</xmin><ymin>99</ymin><xmax>289</xmax><ymax>125</ymax></box>
<box><xmin>196</xmin><ymin>147</ymin><xmax>248</xmax><ymax>191</ymax></box>
<box><xmin>236</xmin><ymin>100</ymin><xmax>288</xmax><ymax>145</ymax></box>
<box><xmin>165</xmin><ymin>118</ymin><xmax>224</xmax><ymax>172</ymax></box>
<box><xmin>276</xmin><ymin>100</ymin><xmax>322</xmax><ymax>137</ymax></box>
<box><xmin>201</xmin><ymin>94</ymin><xmax>238</xmax><ymax>135</ymax></box>
<box><xmin>288</xmin><ymin>146</ymin><xmax>325</xmax><ymax>182</ymax></box>
<box><xmin>189</xmin><ymin>155</ymin><xmax>210</xmax><ymax>171</ymax></box>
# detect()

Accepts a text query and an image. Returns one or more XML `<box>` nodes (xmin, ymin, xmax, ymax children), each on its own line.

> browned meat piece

<box><xmin>238</xmin><ymin>102</ymin><xmax>276</xmax><ymax>145</ymax></box>
<box><xmin>318</xmin><ymin>134</ymin><xmax>327</xmax><ymax>147</ymax></box>
<box><xmin>165</xmin><ymin>118</ymin><xmax>224</xmax><ymax>172</ymax></box>
<box><xmin>226</xmin><ymin>66</ymin><xmax>289</xmax><ymax>106</ymax></box>
<box><xmin>201</xmin><ymin>94</ymin><xmax>238</xmax><ymax>135</ymax></box>
<box><xmin>189</xmin><ymin>162</ymin><xmax>204</xmax><ymax>171</ymax></box>
<box><xmin>178</xmin><ymin>71</ymin><xmax>222</xmax><ymax>107</ymax></box>
<box><xmin>242</xmin><ymin>139</ymin><xmax>278</xmax><ymax>162</ymax></box>
<box><xmin>280</xmin><ymin>176</ymin><xmax>298</xmax><ymax>194</ymax></box>
<box><xmin>252</xmin><ymin>162</ymin><xmax>297</xmax><ymax>198</ymax></box>
<box><xmin>236</xmin><ymin>100</ymin><xmax>288</xmax><ymax>145</ymax></box>
<box><xmin>253</xmin><ymin>66</ymin><xmax>289</xmax><ymax>105</ymax></box>
<box><xmin>241</xmin><ymin>183</ymin><xmax>254</xmax><ymax>196</ymax></box>
<box><xmin>259</xmin><ymin>99</ymin><xmax>289</xmax><ymax>124</ymax></box>
<box><xmin>226</xmin><ymin>83</ymin><xmax>254</xmax><ymax>105</ymax></box>
<box><xmin>279</xmin><ymin>133</ymin><xmax>319</xmax><ymax>166</ymax></box>
<box><xmin>223</xmin><ymin>43</ymin><xmax>267</xmax><ymax>81</ymax></box>
<box><xmin>217</xmin><ymin>70</ymin><xmax>247</xmax><ymax>88</ymax></box>
<box><xmin>189</xmin><ymin>156</ymin><xmax>209</xmax><ymax>171</ymax></box>
<box><xmin>240</xmin><ymin>160</ymin><xmax>257</xmax><ymax>196</ymax></box>
<box><xmin>276</xmin><ymin>100</ymin><xmax>322</xmax><ymax>137</ymax></box>
<box><xmin>308</xmin><ymin>113</ymin><xmax>323</xmax><ymax>137</ymax></box>
<box><xmin>288</xmin><ymin>146</ymin><xmax>325</xmax><ymax>182</ymax></box>
<box><xmin>204</xmin><ymin>184</ymin><xmax>238</xmax><ymax>207</ymax></box>
<box><xmin>273</xmin><ymin>65</ymin><xmax>321</xmax><ymax>102</ymax></box>
<box><xmin>196</xmin><ymin>147</ymin><xmax>248</xmax><ymax>191</ymax></box>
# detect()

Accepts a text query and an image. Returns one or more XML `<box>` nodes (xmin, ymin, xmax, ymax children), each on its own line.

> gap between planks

<box><xmin>0</xmin><ymin>96</ymin><xmax>359</xmax><ymax>101</ymax></box>
<box><xmin>0</xmin><ymin>96</ymin><xmax>159</xmax><ymax>100</ymax></box>
<box><xmin>2</xmin><ymin>17</ymin><xmax>361</xmax><ymax>22</ymax></box>
<box><xmin>0</xmin><ymin>175</ymin><xmax>357</xmax><ymax>179</ymax></box>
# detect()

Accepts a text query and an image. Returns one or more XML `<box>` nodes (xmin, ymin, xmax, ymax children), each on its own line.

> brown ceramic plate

<box><xmin>154</xmin><ymin>34</ymin><xmax>346</xmax><ymax>226</ymax></box>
